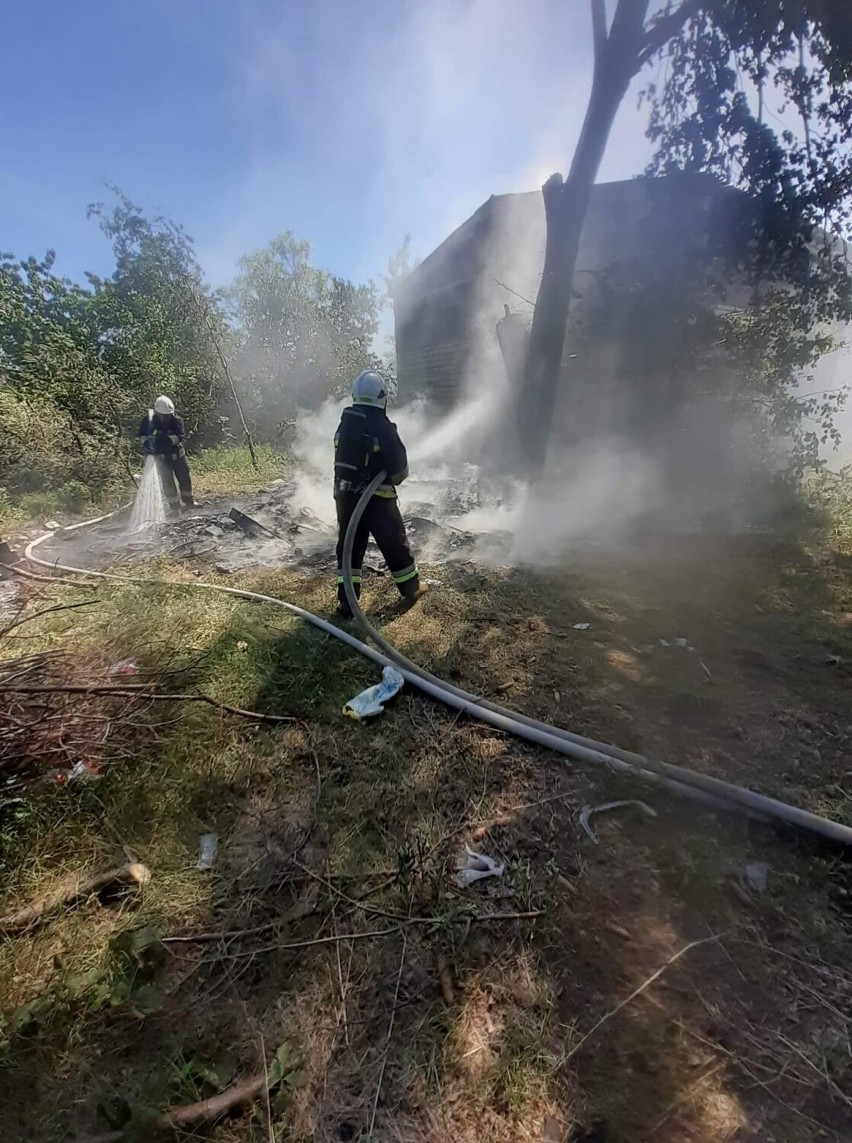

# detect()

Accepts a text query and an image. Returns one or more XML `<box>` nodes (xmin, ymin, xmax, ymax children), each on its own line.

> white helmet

<box><xmin>154</xmin><ymin>395</ymin><xmax>175</xmax><ymax>415</ymax></box>
<box><xmin>351</xmin><ymin>371</ymin><xmax>387</xmax><ymax>410</ymax></box>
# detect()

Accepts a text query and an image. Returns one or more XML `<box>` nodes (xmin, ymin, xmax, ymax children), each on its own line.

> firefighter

<box><xmin>138</xmin><ymin>395</ymin><xmax>198</xmax><ymax>510</ymax></box>
<box><xmin>333</xmin><ymin>370</ymin><xmax>425</xmax><ymax>618</ymax></box>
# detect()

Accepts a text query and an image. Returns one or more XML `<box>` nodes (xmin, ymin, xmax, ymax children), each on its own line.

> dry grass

<box><xmin>0</xmin><ymin>518</ymin><xmax>851</xmax><ymax>1140</ymax></box>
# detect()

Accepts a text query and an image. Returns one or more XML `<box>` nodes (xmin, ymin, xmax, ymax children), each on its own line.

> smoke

<box><xmin>205</xmin><ymin>1</ymin><xmax>653</xmax><ymax>286</ymax></box>
<box><xmin>288</xmin><ymin>386</ymin><xmax>666</xmax><ymax>568</ymax></box>
<box><xmin>211</xmin><ymin>3</ymin><xmax>851</xmax><ymax>564</ymax></box>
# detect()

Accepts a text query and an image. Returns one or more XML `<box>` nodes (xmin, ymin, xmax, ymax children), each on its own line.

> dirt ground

<box><xmin>1</xmin><ymin>511</ymin><xmax>851</xmax><ymax>1141</ymax></box>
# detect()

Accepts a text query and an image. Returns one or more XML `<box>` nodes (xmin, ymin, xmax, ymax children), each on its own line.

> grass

<box><xmin>0</xmin><ymin>443</ymin><xmax>290</xmax><ymax>531</ymax></box>
<box><xmin>1</xmin><ymin>491</ymin><xmax>852</xmax><ymax>1140</ymax></box>
<box><xmin>191</xmin><ymin>444</ymin><xmax>289</xmax><ymax>496</ymax></box>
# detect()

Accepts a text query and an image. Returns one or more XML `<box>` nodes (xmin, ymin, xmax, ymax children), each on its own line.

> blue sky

<box><xmin>1</xmin><ymin>0</ymin><xmax>654</xmax><ymax>289</ymax></box>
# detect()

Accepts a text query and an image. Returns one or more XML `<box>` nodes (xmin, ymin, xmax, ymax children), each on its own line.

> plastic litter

<box><xmin>456</xmin><ymin>844</ymin><xmax>505</xmax><ymax>888</ymax></box>
<box><xmin>743</xmin><ymin>860</ymin><xmax>769</xmax><ymax>894</ymax></box>
<box><xmin>579</xmin><ymin>799</ymin><xmax>657</xmax><ymax>844</ymax></box>
<box><xmin>110</xmin><ymin>660</ymin><xmax>139</xmax><ymax>677</ymax></box>
<box><xmin>343</xmin><ymin>666</ymin><xmax>405</xmax><ymax>720</ymax></box>
<box><xmin>572</xmin><ymin>623</ymin><xmax>591</xmax><ymax>631</ymax></box>
<box><xmin>196</xmin><ymin>834</ymin><xmax>218</xmax><ymax>871</ymax></box>
<box><xmin>236</xmin><ymin>641</ymin><xmax>248</xmax><ymax>653</ymax></box>
<box><xmin>54</xmin><ymin>759</ymin><xmax>101</xmax><ymax>785</ymax></box>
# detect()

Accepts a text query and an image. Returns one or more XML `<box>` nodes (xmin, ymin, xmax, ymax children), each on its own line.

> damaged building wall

<box><xmin>392</xmin><ymin>174</ymin><xmax>751</xmax><ymax>432</ymax></box>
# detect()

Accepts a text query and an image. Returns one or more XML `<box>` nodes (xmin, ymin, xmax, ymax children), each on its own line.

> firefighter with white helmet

<box><xmin>138</xmin><ymin>395</ymin><xmax>198</xmax><ymax>510</ymax></box>
<box><xmin>332</xmin><ymin>370</ymin><xmax>425</xmax><ymax>617</ymax></box>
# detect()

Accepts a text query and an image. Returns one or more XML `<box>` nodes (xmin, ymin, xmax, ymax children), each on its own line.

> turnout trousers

<box><xmin>156</xmin><ymin>455</ymin><xmax>194</xmax><ymax>507</ymax></box>
<box><xmin>335</xmin><ymin>492</ymin><xmax>420</xmax><ymax>607</ymax></box>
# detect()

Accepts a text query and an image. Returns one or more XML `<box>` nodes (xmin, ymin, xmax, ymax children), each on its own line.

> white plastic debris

<box><xmin>54</xmin><ymin>759</ymin><xmax>101</xmax><ymax>785</ymax></box>
<box><xmin>579</xmin><ymin>799</ymin><xmax>658</xmax><ymax>844</ymax></box>
<box><xmin>456</xmin><ymin>844</ymin><xmax>505</xmax><ymax>888</ymax></box>
<box><xmin>196</xmin><ymin>834</ymin><xmax>218</xmax><ymax>871</ymax></box>
<box><xmin>343</xmin><ymin>666</ymin><xmax>405</xmax><ymax>720</ymax></box>
<box><xmin>743</xmin><ymin>861</ymin><xmax>769</xmax><ymax>894</ymax></box>
<box><xmin>572</xmin><ymin>623</ymin><xmax>591</xmax><ymax>631</ymax></box>
<box><xmin>110</xmin><ymin>660</ymin><xmax>139</xmax><ymax>677</ymax></box>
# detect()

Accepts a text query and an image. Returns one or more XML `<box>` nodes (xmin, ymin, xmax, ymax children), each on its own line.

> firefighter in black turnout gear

<box><xmin>138</xmin><ymin>395</ymin><xmax>198</xmax><ymax>510</ymax></box>
<box><xmin>334</xmin><ymin>371</ymin><xmax>424</xmax><ymax>618</ymax></box>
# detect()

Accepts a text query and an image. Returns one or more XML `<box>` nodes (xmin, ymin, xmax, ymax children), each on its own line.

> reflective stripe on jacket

<box><xmin>333</xmin><ymin>405</ymin><xmax>408</xmax><ymax>500</ymax></box>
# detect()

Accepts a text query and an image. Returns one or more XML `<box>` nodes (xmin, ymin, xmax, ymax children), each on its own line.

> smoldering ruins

<box><xmin>38</xmin><ymin>171</ymin><xmax>846</xmax><ymax>583</ymax></box>
<box><xmin>392</xmin><ymin>171</ymin><xmax>836</xmax><ymax>536</ymax></box>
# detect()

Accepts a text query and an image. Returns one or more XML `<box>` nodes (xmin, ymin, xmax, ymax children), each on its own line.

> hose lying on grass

<box><xmin>23</xmin><ymin>488</ymin><xmax>852</xmax><ymax>848</ymax></box>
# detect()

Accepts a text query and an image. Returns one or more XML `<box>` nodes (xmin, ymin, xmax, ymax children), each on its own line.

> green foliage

<box><xmin>0</xmin><ymin>924</ymin><xmax>166</xmax><ymax>1053</ymax></box>
<box><xmin>0</xmin><ymin>189</ymin><xmax>393</xmax><ymax>512</ymax></box>
<box><xmin>86</xmin><ymin>186</ymin><xmax>229</xmax><ymax>443</ymax></box>
<box><xmin>635</xmin><ymin>1</ymin><xmax>852</xmax><ymax>477</ymax></box>
<box><xmin>226</xmin><ymin>230</ymin><xmax>383</xmax><ymax>439</ymax></box>
<box><xmin>191</xmin><ymin>443</ymin><xmax>287</xmax><ymax>495</ymax></box>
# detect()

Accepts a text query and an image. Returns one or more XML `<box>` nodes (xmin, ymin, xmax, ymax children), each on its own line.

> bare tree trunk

<box><xmin>189</xmin><ymin>287</ymin><xmax>260</xmax><ymax>471</ymax></box>
<box><xmin>518</xmin><ymin>0</ymin><xmax>651</xmax><ymax>473</ymax></box>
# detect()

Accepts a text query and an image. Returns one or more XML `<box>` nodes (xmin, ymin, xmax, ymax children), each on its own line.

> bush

<box><xmin>16</xmin><ymin>491</ymin><xmax>60</xmax><ymax>524</ymax></box>
<box><xmin>56</xmin><ymin>480</ymin><xmax>91</xmax><ymax>515</ymax></box>
<box><xmin>191</xmin><ymin>444</ymin><xmax>288</xmax><ymax>495</ymax></box>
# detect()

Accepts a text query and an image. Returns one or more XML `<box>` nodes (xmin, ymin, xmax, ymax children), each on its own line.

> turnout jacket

<box><xmin>333</xmin><ymin>405</ymin><xmax>409</xmax><ymax>500</ymax></box>
<box><xmin>139</xmin><ymin>411</ymin><xmax>186</xmax><ymax>461</ymax></box>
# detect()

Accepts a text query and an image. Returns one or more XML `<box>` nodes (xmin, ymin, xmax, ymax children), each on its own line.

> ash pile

<box><xmin>31</xmin><ymin>469</ymin><xmax>512</xmax><ymax>576</ymax></box>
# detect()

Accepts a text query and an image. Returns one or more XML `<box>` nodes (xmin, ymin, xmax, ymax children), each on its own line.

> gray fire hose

<box><xmin>341</xmin><ymin>472</ymin><xmax>852</xmax><ymax>847</ymax></box>
<box><xmin>23</xmin><ymin>484</ymin><xmax>852</xmax><ymax>847</ymax></box>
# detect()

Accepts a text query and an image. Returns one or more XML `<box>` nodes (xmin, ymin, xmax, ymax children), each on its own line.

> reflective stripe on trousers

<box><xmin>392</xmin><ymin>563</ymin><xmax>419</xmax><ymax>585</ymax></box>
<box><xmin>336</xmin><ymin>570</ymin><xmax>362</xmax><ymax>585</ymax></box>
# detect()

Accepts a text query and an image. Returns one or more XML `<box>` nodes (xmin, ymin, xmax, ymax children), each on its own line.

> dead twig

<box><xmin>563</xmin><ymin>932</ymin><xmax>724</xmax><ymax>1064</ymax></box>
<box><xmin>0</xmin><ymin>862</ymin><xmax>150</xmax><ymax>934</ymax></box>
<box><xmin>173</xmin><ymin>909</ymin><xmax>543</xmax><ymax>958</ymax></box>
<box><xmin>4</xmin><ymin>685</ymin><xmax>297</xmax><ymax>724</ymax></box>
<box><xmin>1</xmin><ymin>599</ymin><xmax>97</xmax><ymax>636</ymax></box>
<box><xmin>437</xmin><ymin>952</ymin><xmax>456</xmax><ymax>1006</ymax></box>
<box><xmin>369</xmin><ymin>926</ymin><xmax>408</xmax><ymax>1136</ymax></box>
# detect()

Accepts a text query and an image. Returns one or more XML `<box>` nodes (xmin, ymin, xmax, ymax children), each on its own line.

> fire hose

<box><xmin>23</xmin><ymin>479</ymin><xmax>852</xmax><ymax>848</ymax></box>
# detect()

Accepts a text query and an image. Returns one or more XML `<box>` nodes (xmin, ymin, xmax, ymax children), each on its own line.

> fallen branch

<box><xmin>0</xmin><ymin>862</ymin><xmax>151</xmax><ymax>935</ymax></box>
<box><xmin>563</xmin><ymin>932</ymin><xmax>723</xmax><ymax>1064</ymax></box>
<box><xmin>78</xmin><ymin>1072</ymin><xmax>268</xmax><ymax>1143</ymax></box>
<box><xmin>4</xmin><ymin>685</ymin><xmax>297</xmax><ymax>724</ymax></box>
<box><xmin>437</xmin><ymin>952</ymin><xmax>456</xmax><ymax>1006</ymax></box>
<box><xmin>173</xmin><ymin>910</ymin><xmax>544</xmax><ymax>960</ymax></box>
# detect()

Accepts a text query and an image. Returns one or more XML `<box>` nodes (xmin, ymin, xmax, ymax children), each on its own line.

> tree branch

<box><xmin>591</xmin><ymin>0</ymin><xmax>608</xmax><ymax>61</ymax></box>
<box><xmin>0</xmin><ymin>599</ymin><xmax>98</xmax><ymax>637</ymax></box>
<box><xmin>75</xmin><ymin>1072</ymin><xmax>269</xmax><ymax>1143</ymax></box>
<box><xmin>635</xmin><ymin>0</ymin><xmax>703</xmax><ymax>73</ymax></box>
<box><xmin>4</xmin><ymin>685</ymin><xmax>298</xmax><ymax>724</ymax></box>
<box><xmin>0</xmin><ymin>863</ymin><xmax>150</xmax><ymax>934</ymax></box>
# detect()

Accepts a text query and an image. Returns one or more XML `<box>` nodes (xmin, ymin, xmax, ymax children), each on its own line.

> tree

<box><xmin>382</xmin><ymin>236</ymin><xmax>420</xmax><ymax>383</ymax></box>
<box><xmin>519</xmin><ymin>0</ymin><xmax>852</xmax><ymax>473</ymax></box>
<box><xmin>227</xmin><ymin>232</ymin><xmax>382</xmax><ymax>439</ymax></box>
<box><xmin>382</xmin><ymin>235</ymin><xmax>419</xmax><ymax>304</ymax></box>
<box><xmin>87</xmin><ymin>187</ymin><xmax>229</xmax><ymax>444</ymax></box>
